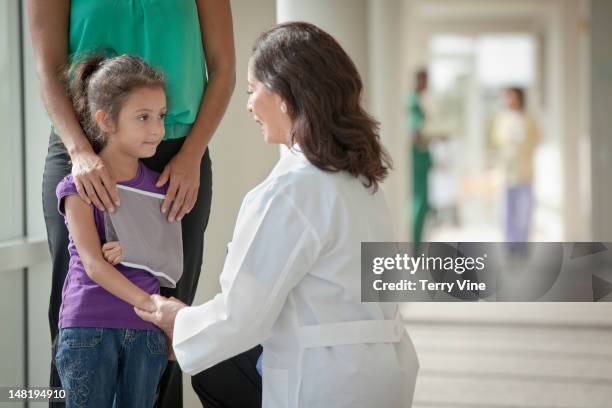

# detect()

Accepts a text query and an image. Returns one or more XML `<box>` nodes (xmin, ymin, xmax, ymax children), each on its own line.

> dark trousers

<box><xmin>43</xmin><ymin>131</ymin><xmax>262</xmax><ymax>407</ymax></box>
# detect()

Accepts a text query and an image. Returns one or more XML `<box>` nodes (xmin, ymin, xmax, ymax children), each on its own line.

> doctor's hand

<box><xmin>134</xmin><ymin>294</ymin><xmax>187</xmax><ymax>338</ymax></box>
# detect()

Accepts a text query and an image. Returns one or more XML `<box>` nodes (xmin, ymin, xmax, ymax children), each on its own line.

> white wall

<box><xmin>367</xmin><ymin>0</ymin><xmax>408</xmax><ymax>240</ymax></box>
<box><xmin>277</xmin><ymin>0</ymin><xmax>369</xmax><ymax>84</ymax></box>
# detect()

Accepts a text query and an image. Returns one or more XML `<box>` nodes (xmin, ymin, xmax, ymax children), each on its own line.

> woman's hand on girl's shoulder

<box><xmin>72</xmin><ymin>149</ymin><xmax>120</xmax><ymax>213</ymax></box>
<box><xmin>156</xmin><ymin>149</ymin><xmax>201</xmax><ymax>223</ymax></box>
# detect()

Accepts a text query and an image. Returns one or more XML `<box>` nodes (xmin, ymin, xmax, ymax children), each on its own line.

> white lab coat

<box><xmin>173</xmin><ymin>148</ymin><xmax>419</xmax><ymax>407</ymax></box>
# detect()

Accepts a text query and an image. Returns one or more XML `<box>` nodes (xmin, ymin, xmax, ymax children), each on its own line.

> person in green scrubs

<box><xmin>409</xmin><ymin>69</ymin><xmax>433</xmax><ymax>247</ymax></box>
<box><xmin>28</xmin><ymin>1</ymin><xmax>261</xmax><ymax>407</ymax></box>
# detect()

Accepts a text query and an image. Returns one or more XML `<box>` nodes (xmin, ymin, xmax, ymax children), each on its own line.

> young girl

<box><xmin>55</xmin><ymin>54</ymin><xmax>170</xmax><ymax>407</ymax></box>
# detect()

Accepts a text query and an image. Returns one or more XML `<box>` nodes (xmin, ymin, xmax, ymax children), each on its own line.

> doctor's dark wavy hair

<box><xmin>250</xmin><ymin>22</ymin><xmax>392</xmax><ymax>191</ymax></box>
<box><xmin>65</xmin><ymin>54</ymin><xmax>165</xmax><ymax>153</ymax></box>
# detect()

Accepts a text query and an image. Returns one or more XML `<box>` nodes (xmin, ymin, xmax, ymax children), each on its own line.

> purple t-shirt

<box><xmin>56</xmin><ymin>161</ymin><xmax>166</xmax><ymax>330</ymax></box>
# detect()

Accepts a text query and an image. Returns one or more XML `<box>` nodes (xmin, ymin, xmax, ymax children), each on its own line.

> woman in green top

<box><xmin>29</xmin><ymin>1</ymin><xmax>261</xmax><ymax>407</ymax></box>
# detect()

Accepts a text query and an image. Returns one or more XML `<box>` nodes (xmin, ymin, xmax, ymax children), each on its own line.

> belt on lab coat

<box><xmin>293</xmin><ymin>312</ymin><xmax>404</xmax><ymax>407</ymax></box>
<box><xmin>297</xmin><ymin>312</ymin><xmax>403</xmax><ymax>349</ymax></box>
<box><xmin>292</xmin><ymin>313</ymin><xmax>404</xmax><ymax>406</ymax></box>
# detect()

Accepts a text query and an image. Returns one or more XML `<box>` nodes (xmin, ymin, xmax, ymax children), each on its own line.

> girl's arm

<box><xmin>158</xmin><ymin>0</ymin><xmax>236</xmax><ymax>223</ymax></box>
<box><xmin>64</xmin><ymin>195</ymin><xmax>155</xmax><ymax>312</ymax></box>
<box><xmin>27</xmin><ymin>0</ymin><xmax>119</xmax><ymax>213</ymax></box>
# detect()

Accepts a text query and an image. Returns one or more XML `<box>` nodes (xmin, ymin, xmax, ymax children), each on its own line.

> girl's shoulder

<box><xmin>56</xmin><ymin>174</ymin><xmax>78</xmax><ymax>203</ymax></box>
<box><xmin>55</xmin><ymin>174</ymin><xmax>96</xmax><ymax>218</ymax></box>
<box><xmin>139</xmin><ymin>163</ymin><xmax>168</xmax><ymax>195</ymax></box>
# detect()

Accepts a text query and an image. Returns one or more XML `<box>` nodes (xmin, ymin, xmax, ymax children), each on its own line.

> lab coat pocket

<box><xmin>262</xmin><ymin>365</ymin><xmax>289</xmax><ymax>408</ymax></box>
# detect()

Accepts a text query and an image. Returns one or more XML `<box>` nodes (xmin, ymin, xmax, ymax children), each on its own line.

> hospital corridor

<box><xmin>1</xmin><ymin>0</ymin><xmax>611</xmax><ymax>407</ymax></box>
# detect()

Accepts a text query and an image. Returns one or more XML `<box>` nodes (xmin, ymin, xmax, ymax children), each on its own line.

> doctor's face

<box><xmin>247</xmin><ymin>61</ymin><xmax>292</xmax><ymax>145</ymax></box>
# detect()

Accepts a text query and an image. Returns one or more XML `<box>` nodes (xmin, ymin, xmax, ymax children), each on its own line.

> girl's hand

<box><xmin>72</xmin><ymin>149</ymin><xmax>120</xmax><ymax>213</ymax></box>
<box><xmin>102</xmin><ymin>241</ymin><xmax>123</xmax><ymax>265</ymax></box>
<box><xmin>156</xmin><ymin>149</ymin><xmax>202</xmax><ymax>223</ymax></box>
<box><xmin>134</xmin><ymin>294</ymin><xmax>187</xmax><ymax>336</ymax></box>
<box><xmin>137</xmin><ymin>295</ymin><xmax>157</xmax><ymax>314</ymax></box>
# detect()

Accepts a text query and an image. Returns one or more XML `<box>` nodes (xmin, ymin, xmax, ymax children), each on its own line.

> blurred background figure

<box><xmin>492</xmin><ymin>87</ymin><xmax>540</xmax><ymax>242</ymax></box>
<box><xmin>408</xmin><ymin>69</ymin><xmax>433</xmax><ymax>247</ymax></box>
<box><xmin>428</xmin><ymin>135</ymin><xmax>460</xmax><ymax>229</ymax></box>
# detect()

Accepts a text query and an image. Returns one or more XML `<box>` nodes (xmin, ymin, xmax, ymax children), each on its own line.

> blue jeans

<box><xmin>56</xmin><ymin>327</ymin><xmax>168</xmax><ymax>408</ymax></box>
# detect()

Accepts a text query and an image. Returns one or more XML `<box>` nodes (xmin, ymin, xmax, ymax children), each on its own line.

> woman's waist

<box><xmin>265</xmin><ymin>300</ymin><xmax>400</xmax><ymax>351</ymax></box>
<box><xmin>162</xmin><ymin>121</ymin><xmax>192</xmax><ymax>140</ymax></box>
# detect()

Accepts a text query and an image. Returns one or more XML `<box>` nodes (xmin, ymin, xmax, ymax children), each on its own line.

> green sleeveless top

<box><xmin>69</xmin><ymin>0</ymin><xmax>207</xmax><ymax>140</ymax></box>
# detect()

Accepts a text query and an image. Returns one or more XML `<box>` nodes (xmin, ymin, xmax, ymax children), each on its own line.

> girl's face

<box><xmin>246</xmin><ymin>61</ymin><xmax>292</xmax><ymax>145</ymax></box>
<box><xmin>99</xmin><ymin>87</ymin><xmax>167</xmax><ymax>158</ymax></box>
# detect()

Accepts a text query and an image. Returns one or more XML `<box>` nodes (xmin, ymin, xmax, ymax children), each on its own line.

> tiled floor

<box><xmin>403</xmin><ymin>303</ymin><xmax>612</xmax><ymax>408</ymax></box>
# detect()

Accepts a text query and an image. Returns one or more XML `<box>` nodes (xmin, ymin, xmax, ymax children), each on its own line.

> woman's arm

<box><xmin>64</xmin><ymin>195</ymin><xmax>155</xmax><ymax>311</ymax></box>
<box><xmin>156</xmin><ymin>189</ymin><xmax>321</xmax><ymax>375</ymax></box>
<box><xmin>158</xmin><ymin>0</ymin><xmax>236</xmax><ymax>222</ymax></box>
<box><xmin>188</xmin><ymin>0</ymin><xmax>236</xmax><ymax>154</ymax></box>
<box><xmin>27</xmin><ymin>0</ymin><xmax>119</xmax><ymax>212</ymax></box>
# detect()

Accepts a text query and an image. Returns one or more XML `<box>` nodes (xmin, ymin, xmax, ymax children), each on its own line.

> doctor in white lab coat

<box><xmin>136</xmin><ymin>22</ymin><xmax>419</xmax><ymax>408</ymax></box>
